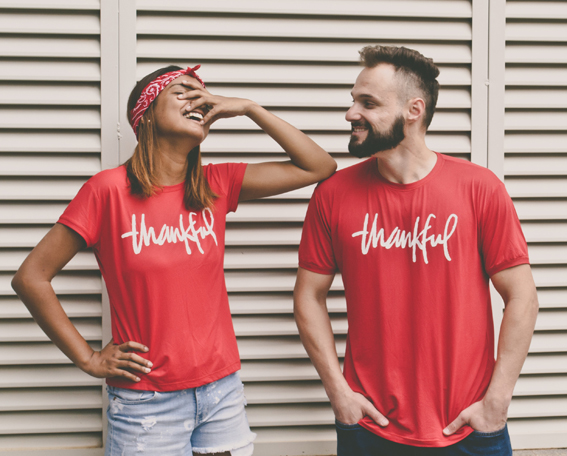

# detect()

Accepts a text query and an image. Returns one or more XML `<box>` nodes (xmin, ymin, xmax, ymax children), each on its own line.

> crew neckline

<box><xmin>158</xmin><ymin>181</ymin><xmax>185</xmax><ymax>193</ymax></box>
<box><xmin>371</xmin><ymin>151</ymin><xmax>444</xmax><ymax>191</ymax></box>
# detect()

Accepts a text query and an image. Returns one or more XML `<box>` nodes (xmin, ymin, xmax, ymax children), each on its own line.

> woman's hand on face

<box><xmin>177</xmin><ymin>79</ymin><xmax>256</xmax><ymax>125</ymax></box>
<box><xmin>83</xmin><ymin>339</ymin><xmax>152</xmax><ymax>382</ymax></box>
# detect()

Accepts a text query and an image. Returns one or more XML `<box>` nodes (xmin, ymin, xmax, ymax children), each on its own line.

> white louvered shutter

<box><xmin>134</xmin><ymin>1</ymin><xmax>474</xmax><ymax>453</ymax></box>
<box><xmin>504</xmin><ymin>0</ymin><xmax>567</xmax><ymax>449</ymax></box>
<box><xmin>0</xmin><ymin>1</ymin><xmax>104</xmax><ymax>454</ymax></box>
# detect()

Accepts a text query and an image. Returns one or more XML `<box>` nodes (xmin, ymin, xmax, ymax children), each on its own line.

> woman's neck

<box><xmin>154</xmin><ymin>138</ymin><xmax>193</xmax><ymax>186</ymax></box>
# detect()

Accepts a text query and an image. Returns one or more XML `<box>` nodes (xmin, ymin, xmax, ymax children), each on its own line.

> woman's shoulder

<box><xmin>83</xmin><ymin>165</ymin><xmax>129</xmax><ymax>192</ymax></box>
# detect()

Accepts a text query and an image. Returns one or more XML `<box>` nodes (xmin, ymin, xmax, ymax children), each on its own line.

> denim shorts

<box><xmin>336</xmin><ymin>420</ymin><xmax>512</xmax><ymax>456</ymax></box>
<box><xmin>105</xmin><ymin>372</ymin><xmax>256</xmax><ymax>455</ymax></box>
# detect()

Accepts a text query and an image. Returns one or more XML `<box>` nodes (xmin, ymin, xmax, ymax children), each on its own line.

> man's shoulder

<box><xmin>439</xmin><ymin>153</ymin><xmax>502</xmax><ymax>188</ymax></box>
<box><xmin>316</xmin><ymin>158</ymin><xmax>374</xmax><ymax>193</ymax></box>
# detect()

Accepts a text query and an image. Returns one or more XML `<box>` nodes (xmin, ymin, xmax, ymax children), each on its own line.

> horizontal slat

<box><xmin>225</xmin><ymin>223</ymin><xmax>302</xmax><ymax>246</ymax></box>
<box><xmin>137</xmin><ymin>15</ymin><xmax>471</xmax><ymax>41</ymax></box>
<box><xmin>532</xmin><ymin>266</ymin><xmax>567</xmax><ymax>288</ymax></box>
<box><xmin>0</xmin><ymin>319</ymin><xmax>101</xmax><ymax>342</ymax></box>
<box><xmin>247</xmin><ymin>403</ymin><xmax>333</xmax><ymax>427</ymax></box>
<box><xmin>0</xmin><ymin>37</ymin><xmax>100</xmax><ymax>58</ymax></box>
<box><xmin>527</xmin><ymin>245</ymin><xmax>567</xmax><ymax>265</ymax></box>
<box><xmin>207</xmin><ymin>86</ymin><xmax>470</xmax><ymax>109</ymax></box>
<box><xmin>507</xmin><ymin>1</ymin><xmax>567</xmax><ymax>19</ymax></box>
<box><xmin>253</xmin><ymin>425</ymin><xmax>335</xmax><ymax>445</ymax></box>
<box><xmin>507</xmin><ymin>22</ymin><xmax>567</xmax><ymax>43</ymax></box>
<box><xmin>506</xmin><ymin>44</ymin><xmax>567</xmax><ymax>64</ymax></box>
<box><xmin>245</xmin><ymin>381</ymin><xmax>327</xmax><ymax>404</ymax></box>
<box><xmin>509</xmin><ymin>396</ymin><xmax>567</xmax><ymax>419</ymax></box>
<box><xmin>0</xmin><ymin>387</ymin><xmax>101</xmax><ymax>412</ymax></box>
<box><xmin>0</xmin><ymin>131</ymin><xmax>100</xmax><ymax>153</ymax></box>
<box><xmin>506</xmin><ymin>88</ymin><xmax>567</xmax><ymax>109</ymax></box>
<box><xmin>522</xmin><ymin>353</ymin><xmax>567</xmax><ymax>374</ymax></box>
<box><xmin>228</xmin><ymin>201</ymin><xmax>308</xmax><ymax>222</ymax></box>
<box><xmin>0</xmin><ymin>250</ymin><xmax>97</xmax><ymax>271</ymax></box>
<box><xmin>238</xmin><ymin>336</ymin><xmax>345</xmax><ymax>360</ymax></box>
<box><xmin>207</xmin><ymin>109</ymin><xmax>470</xmax><ymax>132</ymax></box>
<box><xmin>0</xmin><ymin>433</ymin><xmax>102</xmax><ymax>452</ymax></box>
<box><xmin>0</xmin><ymin>271</ymin><xmax>102</xmax><ymax>295</ymax></box>
<box><xmin>0</xmin><ymin>178</ymin><xmax>86</xmax><ymax>200</ymax></box>
<box><xmin>0</xmin><ymin>154</ymin><xmax>100</xmax><ymax>177</ymax></box>
<box><xmin>506</xmin><ymin>66</ymin><xmax>567</xmax><ymax>87</ymax></box>
<box><xmin>505</xmin><ymin>111</ymin><xmax>567</xmax><ymax>131</ymax></box>
<box><xmin>0</xmin><ymin>12</ymin><xmax>100</xmax><ymax>35</ymax></box>
<box><xmin>514</xmin><ymin>200</ymin><xmax>567</xmax><ymax>221</ymax></box>
<box><xmin>0</xmin><ymin>296</ymin><xmax>101</xmax><ymax>319</ymax></box>
<box><xmin>536</xmin><ymin>310</ymin><xmax>567</xmax><ymax>331</ymax></box>
<box><xmin>0</xmin><ymin>1</ymin><xmax>100</xmax><ymax>9</ymax></box>
<box><xmin>514</xmin><ymin>374</ymin><xmax>567</xmax><ymax>396</ymax></box>
<box><xmin>0</xmin><ymin>107</ymin><xmax>100</xmax><ymax>129</ymax></box>
<box><xmin>0</xmin><ymin>83</ymin><xmax>100</xmax><ymax>106</ymax></box>
<box><xmin>228</xmin><ymin>292</ymin><xmax>345</xmax><ymax>314</ymax></box>
<box><xmin>0</xmin><ymin>410</ymin><xmax>101</xmax><ymax>435</ymax></box>
<box><xmin>0</xmin><ymin>342</ymin><xmax>101</xmax><ymax>366</ymax></box>
<box><xmin>529</xmin><ymin>332</ymin><xmax>567</xmax><ymax>353</ymax></box>
<box><xmin>235</xmin><ymin>315</ymin><xmax>346</xmax><ymax>337</ymax></box>
<box><xmin>506</xmin><ymin>178</ymin><xmax>567</xmax><ymax>198</ymax></box>
<box><xmin>224</xmin><ymin>247</ymin><xmax>298</xmax><ymax>269</ymax></box>
<box><xmin>225</xmin><ymin>271</ymin><xmax>343</xmax><ymax>293</ymax></box>
<box><xmin>522</xmin><ymin>222</ymin><xmax>567</xmax><ymax>243</ymax></box>
<box><xmin>240</xmin><ymin>359</ymin><xmax>324</xmax><ymax>382</ymax></box>
<box><xmin>137</xmin><ymin>0</ymin><xmax>472</xmax><ymax>18</ymax></box>
<box><xmin>508</xmin><ymin>417</ymin><xmax>567</xmax><ymax>450</ymax></box>
<box><xmin>505</xmin><ymin>155</ymin><xmax>567</xmax><ymax>176</ymax></box>
<box><xmin>139</xmin><ymin>61</ymin><xmax>471</xmax><ymax>86</ymax></box>
<box><xmin>536</xmin><ymin>289</ymin><xmax>567</xmax><ymax>309</ymax></box>
<box><xmin>0</xmin><ymin>202</ymin><xmax>70</xmax><ymax>224</ymax></box>
<box><xmin>138</xmin><ymin>39</ymin><xmax>472</xmax><ymax>64</ymax></box>
<box><xmin>0</xmin><ymin>226</ymin><xmax>50</xmax><ymax>248</ymax></box>
<box><xmin>505</xmin><ymin>132</ymin><xmax>567</xmax><ymax>153</ymax></box>
<box><xmin>201</xmin><ymin>132</ymin><xmax>471</xmax><ymax>154</ymax></box>
<box><xmin>0</xmin><ymin>59</ymin><xmax>101</xmax><ymax>82</ymax></box>
<box><xmin>0</xmin><ymin>366</ymin><xmax>102</xmax><ymax>388</ymax></box>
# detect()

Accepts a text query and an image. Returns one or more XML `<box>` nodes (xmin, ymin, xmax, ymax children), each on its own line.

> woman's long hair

<box><xmin>125</xmin><ymin>65</ymin><xmax>217</xmax><ymax>210</ymax></box>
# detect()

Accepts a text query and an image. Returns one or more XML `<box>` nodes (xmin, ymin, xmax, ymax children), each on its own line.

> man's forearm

<box><xmin>485</xmin><ymin>292</ymin><xmax>539</xmax><ymax>406</ymax></box>
<box><xmin>294</xmin><ymin>295</ymin><xmax>349</xmax><ymax>398</ymax></box>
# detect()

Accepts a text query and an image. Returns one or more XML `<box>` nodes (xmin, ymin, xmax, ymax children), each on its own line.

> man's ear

<box><xmin>406</xmin><ymin>97</ymin><xmax>426</xmax><ymax>126</ymax></box>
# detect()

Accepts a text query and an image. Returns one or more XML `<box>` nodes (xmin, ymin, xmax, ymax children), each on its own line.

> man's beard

<box><xmin>348</xmin><ymin>115</ymin><xmax>406</xmax><ymax>158</ymax></box>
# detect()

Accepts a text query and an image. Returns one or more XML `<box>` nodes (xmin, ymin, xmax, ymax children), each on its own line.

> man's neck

<box><xmin>374</xmin><ymin>137</ymin><xmax>437</xmax><ymax>185</ymax></box>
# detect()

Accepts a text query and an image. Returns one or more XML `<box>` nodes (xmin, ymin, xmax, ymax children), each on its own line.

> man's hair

<box><xmin>359</xmin><ymin>45</ymin><xmax>440</xmax><ymax>129</ymax></box>
<box><xmin>125</xmin><ymin>65</ymin><xmax>217</xmax><ymax>210</ymax></box>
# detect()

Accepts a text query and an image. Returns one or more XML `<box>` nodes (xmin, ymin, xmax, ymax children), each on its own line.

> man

<box><xmin>294</xmin><ymin>45</ymin><xmax>539</xmax><ymax>455</ymax></box>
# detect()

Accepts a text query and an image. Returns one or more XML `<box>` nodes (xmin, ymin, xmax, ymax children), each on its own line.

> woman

<box><xmin>12</xmin><ymin>65</ymin><xmax>336</xmax><ymax>456</ymax></box>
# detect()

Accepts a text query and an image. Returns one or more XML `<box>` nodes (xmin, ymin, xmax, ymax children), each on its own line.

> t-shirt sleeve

<box><xmin>479</xmin><ymin>178</ymin><xmax>529</xmax><ymax>277</ymax></box>
<box><xmin>208</xmin><ymin>162</ymin><xmax>247</xmax><ymax>213</ymax></box>
<box><xmin>57</xmin><ymin>180</ymin><xmax>103</xmax><ymax>248</ymax></box>
<box><xmin>298</xmin><ymin>184</ymin><xmax>337</xmax><ymax>275</ymax></box>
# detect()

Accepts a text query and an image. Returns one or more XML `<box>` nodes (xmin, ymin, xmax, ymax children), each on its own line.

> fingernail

<box><xmin>147</xmin><ymin>361</ymin><xmax>153</xmax><ymax>367</ymax></box>
<box><xmin>135</xmin><ymin>377</ymin><xmax>140</xmax><ymax>382</ymax></box>
<box><xmin>144</xmin><ymin>367</ymin><xmax>151</xmax><ymax>373</ymax></box>
<box><xmin>144</xmin><ymin>346</ymin><xmax>149</xmax><ymax>351</ymax></box>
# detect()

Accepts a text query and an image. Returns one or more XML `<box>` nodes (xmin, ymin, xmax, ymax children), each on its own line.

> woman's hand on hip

<box><xmin>83</xmin><ymin>339</ymin><xmax>152</xmax><ymax>382</ymax></box>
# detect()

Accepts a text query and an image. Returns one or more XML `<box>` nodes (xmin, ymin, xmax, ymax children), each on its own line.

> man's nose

<box><xmin>345</xmin><ymin>105</ymin><xmax>360</xmax><ymax>122</ymax></box>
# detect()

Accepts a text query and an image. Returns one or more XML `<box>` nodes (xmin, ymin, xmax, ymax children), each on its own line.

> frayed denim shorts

<box><xmin>105</xmin><ymin>371</ymin><xmax>256</xmax><ymax>455</ymax></box>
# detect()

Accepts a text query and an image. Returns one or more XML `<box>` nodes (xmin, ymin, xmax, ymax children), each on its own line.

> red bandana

<box><xmin>130</xmin><ymin>65</ymin><xmax>205</xmax><ymax>138</ymax></box>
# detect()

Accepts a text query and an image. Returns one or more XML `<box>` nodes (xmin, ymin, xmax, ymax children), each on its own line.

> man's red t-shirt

<box><xmin>298</xmin><ymin>153</ymin><xmax>529</xmax><ymax>447</ymax></box>
<box><xmin>58</xmin><ymin>163</ymin><xmax>247</xmax><ymax>391</ymax></box>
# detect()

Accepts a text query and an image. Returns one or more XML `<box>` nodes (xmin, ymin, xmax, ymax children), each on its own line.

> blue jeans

<box><xmin>105</xmin><ymin>372</ymin><xmax>255</xmax><ymax>455</ymax></box>
<box><xmin>336</xmin><ymin>421</ymin><xmax>512</xmax><ymax>456</ymax></box>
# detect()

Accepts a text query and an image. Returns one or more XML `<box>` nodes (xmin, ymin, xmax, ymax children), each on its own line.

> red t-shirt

<box><xmin>58</xmin><ymin>163</ymin><xmax>247</xmax><ymax>391</ymax></box>
<box><xmin>298</xmin><ymin>153</ymin><xmax>529</xmax><ymax>447</ymax></box>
